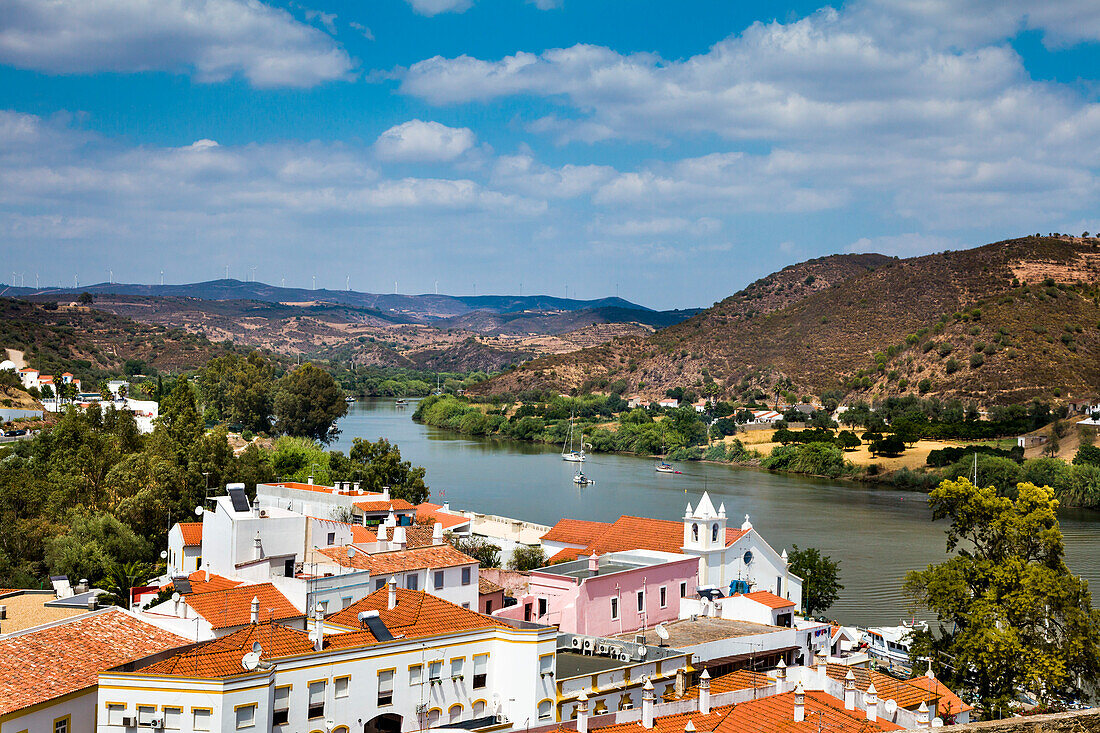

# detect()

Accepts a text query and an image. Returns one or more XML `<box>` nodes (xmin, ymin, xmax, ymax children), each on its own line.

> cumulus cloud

<box><xmin>374</xmin><ymin>120</ymin><xmax>477</xmax><ymax>162</ymax></box>
<box><xmin>405</xmin><ymin>0</ymin><xmax>473</xmax><ymax>16</ymax></box>
<box><xmin>0</xmin><ymin>0</ymin><xmax>354</xmax><ymax>88</ymax></box>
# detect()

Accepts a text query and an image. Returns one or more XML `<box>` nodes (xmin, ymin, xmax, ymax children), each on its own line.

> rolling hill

<box><xmin>473</xmin><ymin>236</ymin><xmax>1100</xmax><ymax>405</ymax></box>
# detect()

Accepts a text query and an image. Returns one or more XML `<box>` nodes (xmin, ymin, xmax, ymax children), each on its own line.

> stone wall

<box><xmin>945</xmin><ymin>710</ymin><xmax>1100</xmax><ymax>733</ymax></box>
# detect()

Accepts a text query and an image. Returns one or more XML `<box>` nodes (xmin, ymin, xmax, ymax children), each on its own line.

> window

<box><xmin>53</xmin><ymin>716</ymin><xmax>70</xmax><ymax>733</ymax></box>
<box><xmin>691</xmin><ymin>523</ymin><xmax>699</xmax><ymax>541</ymax></box>
<box><xmin>461</xmin><ymin>567</ymin><xmax>471</xmax><ymax>585</ymax></box>
<box><xmin>462</xmin><ymin>602</ymin><xmax>470</xmax><ymax>609</ymax></box>
<box><xmin>427</xmin><ymin>709</ymin><xmax>441</xmax><ymax>726</ymax></box>
<box><xmin>164</xmin><ymin>707</ymin><xmax>182</xmax><ymax>730</ymax></box>
<box><xmin>407</xmin><ymin>574</ymin><xmax>418</xmax><ymax>591</ymax></box>
<box><xmin>327</xmin><ymin>531</ymin><xmax>336</xmax><ymax>545</ymax></box>
<box><xmin>137</xmin><ymin>706</ymin><xmax>156</xmax><ymax>726</ymax></box>
<box><xmin>410</xmin><ymin>664</ymin><xmax>423</xmax><ymax>685</ymax></box>
<box><xmin>378</xmin><ymin>670</ymin><xmax>395</xmax><ymax>706</ymax></box>
<box><xmin>342</xmin><ymin>596</ymin><xmax>353</xmax><ymax>609</ymax></box>
<box><xmin>193</xmin><ymin>709</ymin><xmax>212</xmax><ymax>731</ymax></box>
<box><xmin>319</xmin><ymin>600</ymin><xmax>329</xmax><ymax>613</ymax></box>
<box><xmin>451</xmin><ymin>657</ymin><xmax>464</xmax><ymax>679</ymax></box>
<box><xmin>637</xmin><ymin>590</ymin><xmax>645</xmax><ymax>613</ymax></box>
<box><xmin>308</xmin><ymin>680</ymin><xmax>326</xmax><ymax>719</ymax></box>
<box><xmin>473</xmin><ymin>654</ymin><xmax>488</xmax><ymax>689</ymax></box>
<box><xmin>485</xmin><ymin>599</ymin><xmax>493</xmax><ymax>613</ymax></box>
<box><xmin>106</xmin><ymin>704</ymin><xmax>125</xmax><ymax>726</ymax></box>
<box><xmin>539</xmin><ymin>654</ymin><xmax>553</xmax><ymax>676</ymax></box>
<box><xmin>680</xmin><ymin>582</ymin><xmax>687</xmax><ymax>598</ymax></box>
<box><xmin>450</xmin><ymin>704</ymin><xmax>463</xmax><ymax>723</ymax></box>
<box><xmin>235</xmin><ymin>704</ymin><xmax>256</xmax><ymax>729</ymax></box>
<box><xmin>335</xmin><ymin>676</ymin><xmax>349</xmax><ymax>698</ymax></box>
<box><xmin>284</xmin><ymin>558</ymin><xmax>295</xmax><ymax>577</ymax></box>
<box><xmin>524</xmin><ymin>603</ymin><xmax>532</xmax><ymax>621</ymax></box>
<box><xmin>619</xmin><ymin>694</ymin><xmax>634</xmax><ymax>711</ymax></box>
<box><xmin>659</xmin><ymin>586</ymin><xmax>667</xmax><ymax>608</ymax></box>
<box><xmin>776</xmin><ymin>576</ymin><xmax>783</xmax><ymax>596</ymax></box>
<box><xmin>610</xmin><ymin>596</ymin><xmax>619</xmax><ymax>619</ymax></box>
<box><xmin>538</xmin><ymin>598</ymin><xmax>548</xmax><ymax>617</ymax></box>
<box><xmin>429</xmin><ymin>660</ymin><xmax>443</xmax><ymax>682</ymax></box>
<box><xmin>473</xmin><ymin>700</ymin><xmax>487</xmax><ymax>717</ymax></box>
<box><xmin>538</xmin><ymin>700</ymin><xmax>553</xmax><ymax>721</ymax></box>
<box><xmin>273</xmin><ymin>685</ymin><xmax>290</xmax><ymax>725</ymax></box>
<box><xmin>711</xmin><ymin>523</ymin><xmax>719</xmax><ymax>543</ymax></box>
<box><xmin>434</xmin><ymin>570</ymin><xmax>445</xmax><ymax>589</ymax></box>
<box><xmin>375</xmin><ymin>578</ymin><xmax>386</xmax><ymax>591</ymax></box>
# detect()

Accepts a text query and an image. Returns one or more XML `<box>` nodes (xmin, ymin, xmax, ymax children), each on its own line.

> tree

<box><xmin>787</xmin><ymin>545</ymin><xmax>843</xmax><ymax>616</ymax></box>
<box><xmin>1074</xmin><ymin>444</ymin><xmax>1100</xmax><ymax>468</ymax></box>
<box><xmin>508</xmin><ymin>545</ymin><xmax>546</xmax><ymax>572</ymax></box>
<box><xmin>904</xmin><ymin>478</ymin><xmax>1100</xmax><ymax>716</ymax></box>
<box><xmin>77</xmin><ymin>291</ymin><xmax>93</xmax><ymax>304</ymax></box>
<box><xmin>836</xmin><ymin>430</ymin><xmax>861</xmax><ymax>451</ymax></box>
<box><xmin>453</xmin><ymin>536</ymin><xmax>501</xmax><ymax>568</ymax></box>
<box><xmin>273</xmin><ymin>363</ymin><xmax>347</xmax><ymax>443</ymax></box>
<box><xmin>869</xmin><ymin>434</ymin><xmax>905</xmax><ymax>457</ymax></box>
<box><xmin>198</xmin><ymin>352</ymin><xmax>275</xmax><ymax>433</ymax></box>
<box><xmin>338</xmin><ymin>438</ymin><xmax>429</xmax><ymax>504</ymax></box>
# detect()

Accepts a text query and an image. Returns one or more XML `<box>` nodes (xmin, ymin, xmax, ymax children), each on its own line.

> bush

<box><xmin>509</xmin><ymin>545</ymin><xmax>547</xmax><ymax>571</ymax></box>
<box><xmin>969</xmin><ymin>353</ymin><xmax>984</xmax><ymax>368</ymax></box>
<box><xmin>869</xmin><ymin>434</ymin><xmax>905</xmax><ymax>457</ymax></box>
<box><xmin>762</xmin><ymin>442</ymin><xmax>846</xmax><ymax>478</ymax></box>
<box><xmin>944</xmin><ymin>358</ymin><xmax>959</xmax><ymax>375</ymax></box>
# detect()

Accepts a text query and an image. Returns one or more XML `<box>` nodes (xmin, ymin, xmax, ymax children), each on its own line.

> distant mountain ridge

<box><xmin>0</xmin><ymin>279</ymin><xmax>652</xmax><ymax>320</ymax></box>
<box><xmin>474</xmin><ymin>236</ymin><xmax>1100</xmax><ymax>405</ymax></box>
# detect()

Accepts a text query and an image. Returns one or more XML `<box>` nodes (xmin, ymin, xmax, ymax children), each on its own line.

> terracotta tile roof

<box><xmin>479</xmin><ymin>577</ymin><xmax>504</xmax><ymax>595</ymax></box>
<box><xmin>669</xmin><ymin>670</ymin><xmax>772</xmax><ymax>700</ymax></box>
<box><xmin>185</xmin><ymin>583</ymin><xmax>301</xmax><ymax>630</ymax></box>
<box><xmin>738</xmin><ymin>590</ymin><xmax>795</xmax><ymax>609</ymax></box>
<box><xmin>313</xmin><ymin>517</ymin><xmax>378</xmax><ymax>544</ymax></box>
<box><xmin>178</xmin><ymin>522</ymin><xmax>203</xmax><ymax>546</ymax></box>
<box><xmin>417</xmin><ymin>503</ymin><xmax>470</xmax><ymax>529</ymax></box>
<box><xmin>327</xmin><ymin>587</ymin><xmax>509</xmax><ymax>639</ymax></box>
<box><xmin>585</xmin><ymin>705</ymin><xmax>734</xmax><ymax>733</ymax></box>
<box><xmin>905</xmin><ymin>675</ymin><xmax>973</xmax><ymax>717</ymax></box>
<box><xmin>0</xmin><ymin>608</ymin><xmax>188</xmax><ymax>716</ymax></box>
<box><xmin>825</xmin><ymin>664</ymin><xmax>939</xmax><ymax>710</ymax></box>
<box><xmin>402</xmin><ymin>524</ymin><xmax>438</xmax><ymax>548</ymax></box>
<box><xmin>354</xmin><ymin>499</ymin><xmax>417</xmax><ymax>513</ymax></box>
<box><xmin>171</xmin><ymin>569</ymin><xmax>242</xmax><ymax>595</ymax></box>
<box><xmin>318</xmin><ymin>544</ymin><xmax>476</xmax><ymax>574</ymax></box>
<box><xmin>541</xmin><ymin>518</ymin><xmax>612</xmax><ymax>546</ymax></box>
<box><xmin>711</xmin><ymin>690</ymin><xmax>902</xmax><ymax>733</ymax></box>
<box><xmin>549</xmin><ymin>547</ymin><xmax>585</xmax><ymax>563</ymax></box>
<box><xmin>141</xmin><ymin>621</ymin><xmax>314</xmax><ymax>678</ymax></box>
<box><xmin>546</xmin><ymin>517</ymin><xmax>750</xmax><ymax>561</ymax></box>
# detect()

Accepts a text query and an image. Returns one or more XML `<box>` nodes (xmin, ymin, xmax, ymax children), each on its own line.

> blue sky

<box><xmin>1</xmin><ymin>0</ymin><xmax>1099</xmax><ymax>309</ymax></box>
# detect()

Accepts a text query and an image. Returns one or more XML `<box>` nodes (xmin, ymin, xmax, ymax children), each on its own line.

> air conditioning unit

<box><xmin>582</xmin><ymin>638</ymin><xmax>594</xmax><ymax>651</ymax></box>
<box><xmin>149</xmin><ymin>717</ymin><xmax>164</xmax><ymax>729</ymax></box>
<box><xmin>571</xmin><ymin>637</ymin><xmax>582</xmax><ymax>649</ymax></box>
<box><xmin>597</xmin><ymin>644</ymin><xmax>609</xmax><ymax>655</ymax></box>
<box><xmin>619</xmin><ymin>652</ymin><xmax>631</xmax><ymax>662</ymax></box>
<box><xmin>122</xmin><ymin>716</ymin><xmax>138</xmax><ymax>728</ymax></box>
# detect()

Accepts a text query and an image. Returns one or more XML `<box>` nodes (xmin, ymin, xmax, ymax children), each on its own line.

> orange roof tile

<box><xmin>549</xmin><ymin>547</ymin><xmax>585</xmax><ymax>563</ymax></box>
<box><xmin>905</xmin><ymin>675</ymin><xmax>973</xmax><ymax>717</ymax></box>
<box><xmin>479</xmin><ymin>577</ymin><xmax>504</xmax><ymax>595</ymax></box>
<box><xmin>327</xmin><ymin>587</ymin><xmax>510</xmax><ymax>639</ymax></box>
<box><xmin>0</xmin><ymin>608</ymin><xmax>188</xmax><ymax>716</ymax></box>
<box><xmin>541</xmin><ymin>518</ymin><xmax>612</xmax><ymax>546</ymax></box>
<box><xmin>141</xmin><ymin>621</ymin><xmax>315</xmax><ymax>678</ymax></box>
<box><xmin>178</xmin><ymin>522</ymin><xmax>203</xmax><ymax>546</ymax></box>
<box><xmin>546</xmin><ymin>516</ymin><xmax>750</xmax><ymax>560</ymax></box>
<box><xmin>173</xmin><ymin>569</ymin><xmax>242</xmax><ymax>595</ymax></box>
<box><xmin>738</xmin><ymin>590</ymin><xmax>796</xmax><ymax>609</ymax></box>
<box><xmin>318</xmin><ymin>544</ymin><xmax>476</xmax><ymax>574</ymax></box>
<box><xmin>354</xmin><ymin>499</ymin><xmax>416</xmax><ymax>513</ymax></box>
<box><xmin>824</xmin><ymin>664</ymin><xmax>939</xmax><ymax>710</ymax></box>
<box><xmin>711</xmin><ymin>690</ymin><xmax>902</xmax><ymax>733</ymax></box>
<box><xmin>185</xmin><ymin>583</ymin><xmax>301</xmax><ymax>630</ymax></box>
<box><xmin>417</xmin><ymin>503</ymin><xmax>470</xmax><ymax>529</ymax></box>
<box><xmin>670</xmin><ymin>670</ymin><xmax>772</xmax><ymax>700</ymax></box>
<box><xmin>586</xmin><ymin>705</ymin><xmax>734</xmax><ymax>733</ymax></box>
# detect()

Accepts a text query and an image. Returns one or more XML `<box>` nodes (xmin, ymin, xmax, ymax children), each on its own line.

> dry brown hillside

<box><xmin>474</xmin><ymin>236</ymin><xmax>1100</xmax><ymax>405</ymax></box>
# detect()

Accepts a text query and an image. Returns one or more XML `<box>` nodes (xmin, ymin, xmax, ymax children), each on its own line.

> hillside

<box><xmin>0</xmin><ymin>298</ymin><xmax>238</xmax><ymax>383</ymax></box>
<box><xmin>474</xmin><ymin>237</ymin><xmax>1100</xmax><ymax>405</ymax></box>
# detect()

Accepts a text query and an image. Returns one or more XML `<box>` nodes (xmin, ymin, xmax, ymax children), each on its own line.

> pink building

<box><xmin>495</xmin><ymin>550</ymin><xmax>699</xmax><ymax>637</ymax></box>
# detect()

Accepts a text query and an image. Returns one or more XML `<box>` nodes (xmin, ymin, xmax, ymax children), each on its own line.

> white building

<box><xmin>199</xmin><ymin>489</ymin><xmax>307</xmax><ymax>579</ymax></box>
<box><xmin>256</xmin><ymin>480</ymin><xmax>418</xmax><ymax>526</ymax></box>
<box><xmin>97</xmin><ymin>584</ymin><xmax>558</xmax><ymax>733</ymax></box>
<box><xmin>167</xmin><ymin>521</ymin><xmax>203</xmax><ymax>576</ymax></box>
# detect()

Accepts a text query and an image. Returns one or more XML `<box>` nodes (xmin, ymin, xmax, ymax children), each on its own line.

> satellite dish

<box><xmin>637</xmin><ymin>646</ymin><xmax>647</xmax><ymax>658</ymax></box>
<box><xmin>883</xmin><ymin>699</ymin><xmax>898</xmax><ymax>716</ymax></box>
<box><xmin>194</xmin><ymin>506</ymin><xmax>204</xmax><ymax>516</ymax></box>
<box><xmin>160</xmin><ymin>550</ymin><xmax>168</xmax><ymax>559</ymax></box>
<box><xmin>241</xmin><ymin>651</ymin><xmax>260</xmax><ymax>671</ymax></box>
<box><xmin>655</xmin><ymin>624</ymin><xmax>670</xmax><ymax>641</ymax></box>
<box><xmin>171</xmin><ymin>592</ymin><xmax>180</xmax><ymax>602</ymax></box>
<box><xmin>252</xmin><ymin>641</ymin><xmax>262</xmax><ymax>655</ymax></box>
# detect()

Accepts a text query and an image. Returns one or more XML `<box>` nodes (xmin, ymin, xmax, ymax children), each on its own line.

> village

<box><xmin>0</xmin><ymin>473</ymin><xmax>973</xmax><ymax>733</ymax></box>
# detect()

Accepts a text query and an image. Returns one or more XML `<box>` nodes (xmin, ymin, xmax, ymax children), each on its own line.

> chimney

<box><xmin>684</xmin><ymin>721</ymin><xmax>695</xmax><ymax>733</ymax></box>
<box><xmin>815</xmin><ymin>648</ymin><xmax>827</xmax><ymax>680</ymax></box>
<box><xmin>443</xmin><ymin>502</ymin><xmax>450</xmax><ymax>512</ymax></box>
<box><xmin>917</xmin><ymin>700</ymin><xmax>930</xmax><ymax>728</ymax></box>
<box><xmin>312</xmin><ymin>603</ymin><xmax>325</xmax><ymax>651</ymax></box>
<box><xmin>250</xmin><ymin>596</ymin><xmax>259</xmax><ymax>624</ymax></box>
<box><xmin>87</xmin><ymin>595</ymin><xmax>98</xmax><ymax>611</ymax></box>
<box><xmin>388</xmin><ymin>576</ymin><xmax>398</xmax><ymax>610</ymax></box>
<box><xmin>392</xmin><ymin>526</ymin><xmax>407</xmax><ymax>551</ymax></box>
<box><xmin>308</xmin><ymin>474</ymin><xmax>314</xmax><ymax>485</ymax></box>
<box><xmin>353</xmin><ymin>481</ymin><xmax>360</xmax><ymax>493</ymax></box>
<box><xmin>575</xmin><ymin>692</ymin><xmax>589</xmax><ymax>733</ymax></box>
<box><xmin>382</xmin><ymin>486</ymin><xmax>390</xmax><ymax>500</ymax></box>
<box><xmin>865</xmin><ymin>683</ymin><xmax>878</xmax><ymax>722</ymax></box>
<box><xmin>588</xmin><ymin>554</ymin><xmax>599</xmax><ymax>575</ymax></box>
<box><xmin>925</xmin><ymin>663</ymin><xmax>936</xmax><ymax>680</ymax></box>
<box><xmin>843</xmin><ymin>669</ymin><xmax>856</xmax><ymax>710</ymax></box>
<box><xmin>793</xmin><ymin>680</ymin><xmax>805</xmax><ymax>723</ymax></box>
<box><xmin>377</xmin><ymin>522</ymin><xmax>389</xmax><ymax>551</ymax></box>
<box><xmin>774</xmin><ymin>659</ymin><xmax>786</xmax><ymax>694</ymax></box>
<box><xmin>253</xmin><ymin>533</ymin><xmax>263</xmax><ymax>560</ymax></box>
<box><xmin>432</xmin><ymin>522</ymin><xmax>444</xmax><ymax>545</ymax></box>
<box><xmin>698</xmin><ymin>669</ymin><xmax>712</xmax><ymax>715</ymax></box>
<box><xmin>641</xmin><ymin>678</ymin><xmax>655</xmax><ymax>729</ymax></box>
<box><xmin>674</xmin><ymin>668</ymin><xmax>686</xmax><ymax>697</ymax></box>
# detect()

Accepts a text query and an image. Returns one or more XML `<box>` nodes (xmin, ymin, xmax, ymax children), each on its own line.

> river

<box><xmin>332</xmin><ymin>399</ymin><xmax>1100</xmax><ymax>627</ymax></box>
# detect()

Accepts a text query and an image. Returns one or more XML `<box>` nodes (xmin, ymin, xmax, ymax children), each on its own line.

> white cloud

<box><xmin>490</xmin><ymin>153</ymin><xmax>615</xmax><ymax>198</ymax></box>
<box><xmin>374</xmin><ymin>120</ymin><xmax>477</xmax><ymax>162</ymax></box>
<box><xmin>846</xmin><ymin>233</ymin><xmax>958</xmax><ymax>256</ymax></box>
<box><xmin>405</xmin><ymin>0</ymin><xmax>473</xmax><ymax>17</ymax></box>
<box><xmin>0</xmin><ymin>0</ymin><xmax>354</xmax><ymax>88</ymax></box>
<box><xmin>349</xmin><ymin>21</ymin><xmax>375</xmax><ymax>41</ymax></box>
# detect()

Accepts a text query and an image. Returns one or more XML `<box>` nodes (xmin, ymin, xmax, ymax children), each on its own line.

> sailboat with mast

<box><xmin>562</xmin><ymin>411</ymin><xmax>586</xmax><ymax>462</ymax></box>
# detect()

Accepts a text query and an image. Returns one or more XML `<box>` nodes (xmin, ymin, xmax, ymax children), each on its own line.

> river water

<box><xmin>332</xmin><ymin>399</ymin><xmax>1100</xmax><ymax>627</ymax></box>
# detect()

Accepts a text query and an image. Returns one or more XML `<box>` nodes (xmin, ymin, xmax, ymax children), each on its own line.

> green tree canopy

<box><xmin>198</xmin><ymin>351</ymin><xmax>275</xmax><ymax>433</ymax></box>
<box><xmin>273</xmin><ymin>363</ymin><xmax>347</xmax><ymax>443</ymax></box>
<box><xmin>904</xmin><ymin>478</ymin><xmax>1100</xmax><ymax>716</ymax></box>
<box><xmin>508</xmin><ymin>545</ymin><xmax>547</xmax><ymax>571</ymax></box>
<box><xmin>787</xmin><ymin>544</ymin><xmax>843</xmax><ymax>616</ymax></box>
<box><xmin>330</xmin><ymin>437</ymin><xmax>429</xmax><ymax>504</ymax></box>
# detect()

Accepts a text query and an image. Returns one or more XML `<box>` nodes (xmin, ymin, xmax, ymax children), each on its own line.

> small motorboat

<box><xmin>655</xmin><ymin>462</ymin><xmax>682</xmax><ymax>474</ymax></box>
<box><xmin>573</xmin><ymin>469</ymin><xmax>593</xmax><ymax>485</ymax></box>
<box><xmin>345</xmin><ymin>396</ymin><xmax>356</xmax><ymax>403</ymax></box>
<box><xmin>395</xmin><ymin>398</ymin><xmax>408</xmax><ymax>406</ymax></box>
